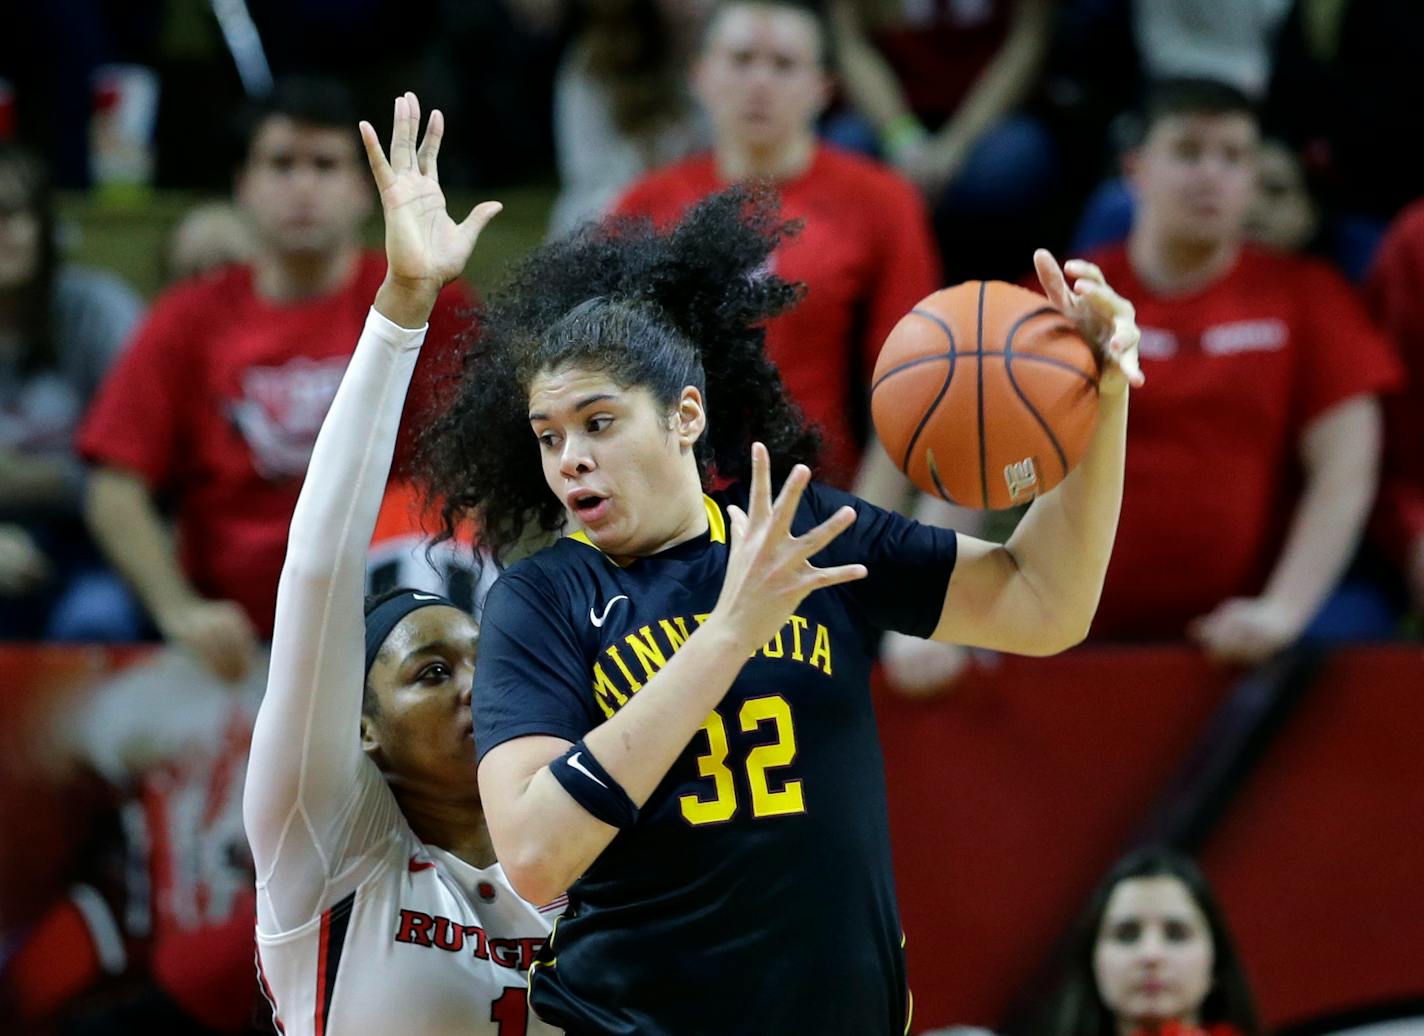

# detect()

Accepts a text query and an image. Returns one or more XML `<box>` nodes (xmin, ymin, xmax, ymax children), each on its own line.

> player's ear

<box><xmin>360</xmin><ymin>712</ymin><xmax>384</xmax><ymax>760</ymax></box>
<box><xmin>675</xmin><ymin>386</ymin><xmax>706</xmax><ymax>448</ymax></box>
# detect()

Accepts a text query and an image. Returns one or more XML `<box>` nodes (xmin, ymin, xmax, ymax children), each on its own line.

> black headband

<box><xmin>364</xmin><ymin>590</ymin><xmax>458</xmax><ymax>676</ymax></box>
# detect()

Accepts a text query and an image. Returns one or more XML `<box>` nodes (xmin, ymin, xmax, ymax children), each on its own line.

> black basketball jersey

<box><xmin>473</xmin><ymin>481</ymin><xmax>958</xmax><ymax>1036</ymax></box>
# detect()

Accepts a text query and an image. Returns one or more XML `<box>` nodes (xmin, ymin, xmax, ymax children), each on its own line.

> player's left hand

<box><xmin>360</xmin><ymin>92</ymin><xmax>501</xmax><ymax>314</ymax></box>
<box><xmin>1034</xmin><ymin>250</ymin><xmax>1144</xmax><ymax>398</ymax></box>
<box><xmin>1187</xmin><ymin>596</ymin><xmax>1300</xmax><ymax>666</ymax></box>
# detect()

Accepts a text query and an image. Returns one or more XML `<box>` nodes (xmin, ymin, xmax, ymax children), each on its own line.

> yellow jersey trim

<box><xmin>526</xmin><ymin>917</ymin><xmax>560</xmax><ymax>1008</ymax></box>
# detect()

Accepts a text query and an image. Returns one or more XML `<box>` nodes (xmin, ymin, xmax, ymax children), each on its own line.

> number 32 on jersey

<box><xmin>680</xmin><ymin>694</ymin><xmax>805</xmax><ymax>825</ymax></box>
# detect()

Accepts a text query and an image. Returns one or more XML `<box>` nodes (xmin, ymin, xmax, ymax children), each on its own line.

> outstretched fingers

<box><xmin>1033</xmin><ymin>248</ymin><xmax>1073</xmax><ymax>313</ymax></box>
<box><xmin>747</xmin><ymin>442</ymin><xmax>773</xmax><ymax>526</ymax></box>
<box><xmin>807</xmin><ymin>562</ymin><xmax>870</xmax><ymax>590</ymax></box>
<box><xmin>460</xmin><ymin>200</ymin><xmax>504</xmax><ymax>247</ymax></box>
<box><xmin>771</xmin><ymin>463</ymin><xmax>812</xmax><ymax>538</ymax></box>
<box><xmin>417</xmin><ymin>107</ymin><xmax>443</xmax><ymax>180</ymax></box>
<box><xmin>793</xmin><ymin>504</ymin><xmax>858</xmax><ymax>560</ymax></box>
<box><xmin>358</xmin><ymin>120</ymin><xmax>394</xmax><ymax>192</ymax></box>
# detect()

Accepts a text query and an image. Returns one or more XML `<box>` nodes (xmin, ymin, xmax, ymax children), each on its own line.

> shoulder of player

<box><xmin>490</xmin><ymin>540</ymin><xmax>604</xmax><ymax>611</ymax></box>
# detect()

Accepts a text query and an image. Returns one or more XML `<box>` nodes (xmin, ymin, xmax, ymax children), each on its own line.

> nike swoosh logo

<box><xmin>567</xmin><ymin>752</ymin><xmax>608</xmax><ymax>788</ymax></box>
<box><xmin>589</xmin><ymin>595</ymin><xmax>629</xmax><ymax>628</ymax></box>
<box><xmin>411</xmin><ymin>593</ymin><xmax>441</xmax><ymax>601</ymax></box>
<box><xmin>408</xmin><ymin>855</ymin><xmax>435</xmax><ymax>873</ymax></box>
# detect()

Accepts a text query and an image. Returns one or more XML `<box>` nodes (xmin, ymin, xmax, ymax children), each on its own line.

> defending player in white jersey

<box><xmin>241</xmin><ymin>95</ymin><xmax>562</xmax><ymax>1036</ymax></box>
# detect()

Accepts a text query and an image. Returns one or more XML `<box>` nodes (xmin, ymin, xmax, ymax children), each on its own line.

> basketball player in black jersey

<box><xmin>408</xmin><ymin>99</ymin><xmax>1144</xmax><ymax>1036</ymax></box>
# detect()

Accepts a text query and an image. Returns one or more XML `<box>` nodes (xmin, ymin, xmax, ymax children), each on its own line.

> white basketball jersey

<box><xmin>256</xmin><ymin>822</ymin><xmax>565</xmax><ymax>1036</ymax></box>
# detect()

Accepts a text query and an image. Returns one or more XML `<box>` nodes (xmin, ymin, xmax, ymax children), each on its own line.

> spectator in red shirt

<box><xmin>614</xmin><ymin>0</ymin><xmax>940</xmax><ymax>500</ymax></box>
<box><xmin>78</xmin><ymin>78</ymin><xmax>473</xmax><ymax>681</ymax></box>
<box><xmin>1363</xmin><ymin>200</ymin><xmax>1424</xmax><ymax>615</ymax></box>
<box><xmin>1089</xmin><ymin>78</ymin><xmax>1400</xmax><ymax>662</ymax></box>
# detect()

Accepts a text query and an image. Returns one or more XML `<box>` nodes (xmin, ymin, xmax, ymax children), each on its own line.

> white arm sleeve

<box><xmin>243</xmin><ymin>307</ymin><xmax>426</xmax><ymax>933</ymax></box>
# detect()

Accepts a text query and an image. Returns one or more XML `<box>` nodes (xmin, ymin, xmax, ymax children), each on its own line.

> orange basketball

<box><xmin>870</xmin><ymin>281</ymin><xmax>1100</xmax><ymax>510</ymax></box>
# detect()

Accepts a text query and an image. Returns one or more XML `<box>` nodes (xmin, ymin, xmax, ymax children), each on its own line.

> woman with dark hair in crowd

<box><xmin>1049</xmin><ymin>847</ymin><xmax>1263</xmax><ymax>1036</ymax></box>
<box><xmin>0</xmin><ymin>143</ymin><xmax>144</xmax><ymax>639</ymax></box>
<box><xmin>407</xmin><ymin>64</ymin><xmax>1143</xmax><ymax>1028</ymax></box>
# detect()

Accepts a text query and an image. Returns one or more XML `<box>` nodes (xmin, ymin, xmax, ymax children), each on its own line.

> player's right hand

<box><xmin>158</xmin><ymin>597</ymin><xmax>258</xmax><ymax>683</ymax></box>
<box><xmin>713</xmin><ymin>442</ymin><xmax>867</xmax><ymax>654</ymax></box>
<box><xmin>359</xmin><ymin>92</ymin><xmax>501</xmax><ymax>324</ymax></box>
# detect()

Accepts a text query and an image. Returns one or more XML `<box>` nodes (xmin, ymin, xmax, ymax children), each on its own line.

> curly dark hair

<box><xmin>414</xmin><ymin>186</ymin><xmax>821</xmax><ymax>562</ymax></box>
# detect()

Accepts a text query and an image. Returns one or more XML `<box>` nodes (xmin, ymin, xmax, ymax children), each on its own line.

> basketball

<box><xmin>870</xmin><ymin>281</ymin><xmax>1100</xmax><ymax>510</ymax></box>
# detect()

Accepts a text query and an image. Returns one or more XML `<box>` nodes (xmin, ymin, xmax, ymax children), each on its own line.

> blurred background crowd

<box><xmin>0</xmin><ymin>0</ymin><xmax>1421</xmax><ymax>1034</ymax></box>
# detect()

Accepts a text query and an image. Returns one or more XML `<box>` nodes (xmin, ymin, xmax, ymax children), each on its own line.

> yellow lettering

<box><xmin>658</xmin><ymin>617</ymin><xmax>692</xmax><ymax>652</ymax></box>
<box><xmin>810</xmin><ymin>624</ymin><xmax>832</xmax><ymax>675</ymax></box>
<box><xmin>625</xmin><ymin>625</ymin><xmax>669</xmax><ymax>679</ymax></box>
<box><xmin>591</xmin><ymin>663</ymin><xmax>627</xmax><ymax>719</ymax></box>
<box><xmin>761</xmin><ymin>628</ymin><xmax>785</xmax><ymax>659</ymax></box>
<box><xmin>693</xmin><ymin>613</ymin><xmax>711</xmax><ymax>627</ymax></box>
<box><xmin>604</xmin><ymin>645</ymin><xmax>642</xmax><ymax>693</ymax></box>
<box><xmin>788</xmin><ymin>615</ymin><xmax>808</xmax><ymax>661</ymax></box>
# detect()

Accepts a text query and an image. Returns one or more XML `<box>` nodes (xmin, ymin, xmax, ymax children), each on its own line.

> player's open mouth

<box><xmin>567</xmin><ymin>491</ymin><xmax>611</xmax><ymax>523</ymax></box>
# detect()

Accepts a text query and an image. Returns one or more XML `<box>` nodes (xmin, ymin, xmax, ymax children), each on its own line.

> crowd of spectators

<box><xmin>1</xmin><ymin>0</ymin><xmax>1422</xmax><ymax>1032</ymax></box>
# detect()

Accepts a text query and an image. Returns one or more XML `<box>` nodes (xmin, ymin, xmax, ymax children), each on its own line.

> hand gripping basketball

<box><xmin>1034</xmin><ymin>249</ymin><xmax>1144</xmax><ymax>397</ymax></box>
<box><xmin>713</xmin><ymin>443</ymin><xmax>868</xmax><ymax>654</ymax></box>
<box><xmin>870</xmin><ymin>251</ymin><xmax>1144</xmax><ymax>509</ymax></box>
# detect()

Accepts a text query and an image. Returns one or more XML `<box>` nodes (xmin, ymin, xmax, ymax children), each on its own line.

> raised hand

<box><xmin>713</xmin><ymin>443</ymin><xmax>867</xmax><ymax>654</ymax></box>
<box><xmin>1035</xmin><ymin>249</ymin><xmax>1144</xmax><ymax>398</ymax></box>
<box><xmin>359</xmin><ymin>92</ymin><xmax>501</xmax><ymax>323</ymax></box>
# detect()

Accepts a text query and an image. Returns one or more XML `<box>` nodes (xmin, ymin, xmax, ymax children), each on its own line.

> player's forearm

<box><xmin>1260</xmin><ymin>400</ymin><xmax>1382</xmax><ymax>630</ymax></box>
<box><xmin>282</xmin><ymin>306</ymin><xmax>422</xmax><ymax>578</ymax></box>
<box><xmin>488</xmin><ymin>619</ymin><xmax>752</xmax><ymax>902</ymax></box>
<box><xmin>1000</xmin><ymin>388</ymin><xmax>1128</xmax><ymax>650</ymax></box>
<box><xmin>249</xmin><ymin>307</ymin><xmax>425</xmax><ymax>852</ymax></box>
<box><xmin>85</xmin><ymin>467</ymin><xmax>198</xmax><ymax>625</ymax></box>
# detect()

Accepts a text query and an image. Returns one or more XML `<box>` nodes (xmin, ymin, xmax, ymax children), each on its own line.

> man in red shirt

<box><xmin>79</xmin><ymin>78</ymin><xmax>472</xmax><ymax>680</ymax></box>
<box><xmin>1087</xmin><ymin>79</ymin><xmax>1400</xmax><ymax>662</ymax></box>
<box><xmin>613</xmin><ymin>0</ymin><xmax>940</xmax><ymax>497</ymax></box>
<box><xmin>1364</xmin><ymin>201</ymin><xmax>1424</xmax><ymax>613</ymax></box>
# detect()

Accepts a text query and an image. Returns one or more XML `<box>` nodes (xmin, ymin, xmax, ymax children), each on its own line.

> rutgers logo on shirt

<box><xmin>228</xmin><ymin>356</ymin><xmax>349</xmax><ymax>479</ymax></box>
